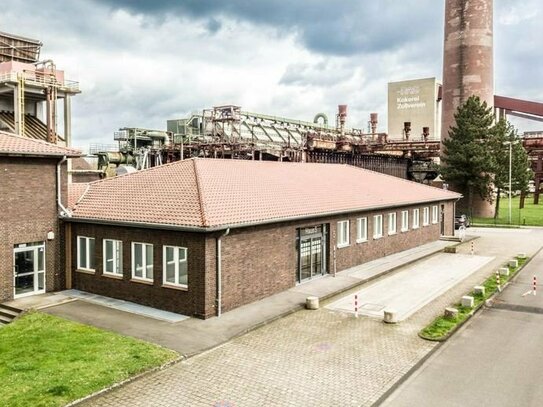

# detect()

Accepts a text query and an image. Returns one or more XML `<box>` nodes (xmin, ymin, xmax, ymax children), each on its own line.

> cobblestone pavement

<box><xmin>81</xmin><ymin>228</ymin><xmax>543</xmax><ymax>407</ymax></box>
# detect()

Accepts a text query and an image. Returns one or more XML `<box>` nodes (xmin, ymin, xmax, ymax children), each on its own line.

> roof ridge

<box><xmin>192</xmin><ymin>159</ymin><xmax>209</xmax><ymax>227</ymax></box>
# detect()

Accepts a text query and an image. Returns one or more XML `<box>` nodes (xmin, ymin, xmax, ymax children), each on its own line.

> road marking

<box><xmin>522</xmin><ymin>290</ymin><xmax>532</xmax><ymax>297</ymax></box>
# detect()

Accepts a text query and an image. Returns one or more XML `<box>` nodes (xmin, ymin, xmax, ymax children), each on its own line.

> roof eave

<box><xmin>65</xmin><ymin>195</ymin><xmax>462</xmax><ymax>233</ymax></box>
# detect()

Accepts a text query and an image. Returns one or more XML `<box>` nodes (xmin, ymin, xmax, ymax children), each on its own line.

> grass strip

<box><xmin>420</xmin><ymin>256</ymin><xmax>527</xmax><ymax>341</ymax></box>
<box><xmin>0</xmin><ymin>311</ymin><xmax>178</xmax><ymax>407</ymax></box>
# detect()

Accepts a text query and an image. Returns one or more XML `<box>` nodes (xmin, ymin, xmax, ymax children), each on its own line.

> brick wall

<box><xmin>67</xmin><ymin>199</ymin><xmax>456</xmax><ymax>319</ymax></box>
<box><xmin>69</xmin><ymin>223</ymin><xmax>208</xmax><ymax>318</ymax></box>
<box><xmin>216</xmin><ymin>200</ymin><xmax>455</xmax><ymax>315</ymax></box>
<box><xmin>0</xmin><ymin>157</ymin><xmax>65</xmax><ymax>302</ymax></box>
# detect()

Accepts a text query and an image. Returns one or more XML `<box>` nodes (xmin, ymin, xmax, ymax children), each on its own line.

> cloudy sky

<box><xmin>2</xmin><ymin>0</ymin><xmax>542</xmax><ymax>149</ymax></box>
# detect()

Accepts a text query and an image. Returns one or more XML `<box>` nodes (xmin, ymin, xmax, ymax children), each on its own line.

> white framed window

<box><xmin>103</xmin><ymin>239</ymin><xmax>122</xmax><ymax>275</ymax></box>
<box><xmin>432</xmin><ymin>205</ymin><xmax>439</xmax><ymax>224</ymax></box>
<box><xmin>423</xmin><ymin>207</ymin><xmax>430</xmax><ymax>226</ymax></box>
<box><xmin>132</xmin><ymin>242</ymin><xmax>153</xmax><ymax>281</ymax></box>
<box><xmin>413</xmin><ymin>208</ymin><xmax>420</xmax><ymax>229</ymax></box>
<box><xmin>77</xmin><ymin>236</ymin><xmax>95</xmax><ymax>271</ymax></box>
<box><xmin>388</xmin><ymin>212</ymin><xmax>397</xmax><ymax>235</ymax></box>
<box><xmin>356</xmin><ymin>217</ymin><xmax>368</xmax><ymax>243</ymax></box>
<box><xmin>401</xmin><ymin>210</ymin><xmax>409</xmax><ymax>232</ymax></box>
<box><xmin>337</xmin><ymin>220</ymin><xmax>350</xmax><ymax>248</ymax></box>
<box><xmin>373</xmin><ymin>214</ymin><xmax>383</xmax><ymax>239</ymax></box>
<box><xmin>163</xmin><ymin>246</ymin><xmax>188</xmax><ymax>287</ymax></box>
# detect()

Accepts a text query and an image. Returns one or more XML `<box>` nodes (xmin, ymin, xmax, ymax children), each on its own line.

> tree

<box><xmin>441</xmin><ymin>96</ymin><xmax>495</xmax><ymax>213</ymax></box>
<box><xmin>490</xmin><ymin>119</ymin><xmax>532</xmax><ymax>217</ymax></box>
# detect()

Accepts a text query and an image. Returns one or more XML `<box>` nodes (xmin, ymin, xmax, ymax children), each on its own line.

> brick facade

<box><xmin>0</xmin><ymin>157</ymin><xmax>66</xmax><ymax>302</ymax></box>
<box><xmin>68</xmin><ymin>200</ymin><xmax>456</xmax><ymax>319</ymax></box>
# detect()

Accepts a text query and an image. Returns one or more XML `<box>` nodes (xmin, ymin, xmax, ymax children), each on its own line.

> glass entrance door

<box><xmin>14</xmin><ymin>243</ymin><xmax>45</xmax><ymax>298</ymax></box>
<box><xmin>299</xmin><ymin>236</ymin><xmax>324</xmax><ymax>282</ymax></box>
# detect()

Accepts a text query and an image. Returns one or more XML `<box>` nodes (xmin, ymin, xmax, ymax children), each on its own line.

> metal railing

<box><xmin>0</xmin><ymin>71</ymin><xmax>79</xmax><ymax>92</ymax></box>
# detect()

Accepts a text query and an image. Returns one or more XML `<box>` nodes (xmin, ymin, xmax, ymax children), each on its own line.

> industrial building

<box><xmin>65</xmin><ymin>158</ymin><xmax>460</xmax><ymax>318</ymax></box>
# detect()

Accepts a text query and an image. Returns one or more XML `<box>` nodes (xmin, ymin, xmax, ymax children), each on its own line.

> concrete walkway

<box><xmin>35</xmin><ymin>239</ymin><xmax>452</xmax><ymax>356</ymax></box>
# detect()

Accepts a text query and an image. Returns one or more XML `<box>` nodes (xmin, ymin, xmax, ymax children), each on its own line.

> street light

<box><xmin>503</xmin><ymin>140</ymin><xmax>519</xmax><ymax>224</ymax></box>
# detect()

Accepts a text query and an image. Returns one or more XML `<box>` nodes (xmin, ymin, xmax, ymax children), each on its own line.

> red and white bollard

<box><xmin>496</xmin><ymin>271</ymin><xmax>501</xmax><ymax>292</ymax></box>
<box><xmin>470</xmin><ymin>241</ymin><xmax>474</xmax><ymax>256</ymax></box>
<box><xmin>533</xmin><ymin>276</ymin><xmax>537</xmax><ymax>296</ymax></box>
<box><xmin>354</xmin><ymin>294</ymin><xmax>359</xmax><ymax>318</ymax></box>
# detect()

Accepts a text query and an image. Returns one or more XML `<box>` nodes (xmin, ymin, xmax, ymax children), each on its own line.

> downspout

<box><xmin>216</xmin><ymin>228</ymin><xmax>230</xmax><ymax>317</ymax></box>
<box><xmin>57</xmin><ymin>156</ymin><xmax>71</xmax><ymax>217</ymax></box>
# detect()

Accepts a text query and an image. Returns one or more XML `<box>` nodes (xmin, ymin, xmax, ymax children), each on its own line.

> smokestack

<box><xmin>337</xmin><ymin>104</ymin><xmax>348</xmax><ymax>134</ymax></box>
<box><xmin>441</xmin><ymin>0</ymin><xmax>494</xmax><ymax>143</ymax></box>
<box><xmin>370</xmin><ymin>113</ymin><xmax>378</xmax><ymax>134</ymax></box>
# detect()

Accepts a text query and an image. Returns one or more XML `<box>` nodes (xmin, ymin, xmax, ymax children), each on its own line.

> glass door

<box><xmin>298</xmin><ymin>236</ymin><xmax>324</xmax><ymax>282</ymax></box>
<box><xmin>14</xmin><ymin>243</ymin><xmax>45</xmax><ymax>298</ymax></box>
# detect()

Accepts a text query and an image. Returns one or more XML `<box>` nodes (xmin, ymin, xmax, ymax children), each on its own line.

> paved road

<box><xmin>381</xmin><ymin>245</ymin><xmax>543</xmax><ymax>407</ymax></box>
<box><xmin>77</xmin><ymin>228</ymin><xmax>543</xmax><ymax>407</ymax></box>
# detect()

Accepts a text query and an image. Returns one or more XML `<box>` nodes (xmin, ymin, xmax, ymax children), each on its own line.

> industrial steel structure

<box><xmin>97</xmin><ymin>104</ymin><xmax>440</xmax><ymax>180</ymax></box>
<box><xmin>0</xmin><ymin>32</ymin><xmax>80</xmax><ymax>145</ymax></box>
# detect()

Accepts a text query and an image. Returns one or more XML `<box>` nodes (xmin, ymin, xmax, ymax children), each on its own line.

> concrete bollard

<box><xmin>306</xmin><ymin>296</ymin><xmax>319</xmax><ymax>310</ymax></box>
<box><xmin>444</xmin><ymin>307</ymin><xmax>459</xmax><ymax>319</ymax></box>
<box><xmin>461</xmin><ymin>295</ymin><xmax>474</xmax><ymax>308</ymax></box>
<box><xmin>499</xmin><ymin>267</ymin><xmax>510</xmax><ymax>277</ymax></box>
<box><xmin>509</xmin><ymin>259</ymin><xmax>519</xmax><ymax>268</ymax></box>
<box><xmin>517</xmin><ymin>253</ymin><xmax>527</xmax><ymax>260</ymax></box>
<box><xmin>383</xmin><ymin>309</ymin><xmax>398</xmax><ymax>324</ymax></box>
<box><xmin>474</xmin><ymin>286</ymin><xmax>485</xmax><ymax>296</ymax></box>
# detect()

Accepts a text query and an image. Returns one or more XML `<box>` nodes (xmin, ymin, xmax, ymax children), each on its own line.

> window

<box><xmin>163</xmin><ymin>246</ymin><xmax>188</xmax><ymax>287</ymax></box>
<box><xmin>77</xmin><ymin>236</ymin><xmax>95</xmax><ymax>271</ymax></box>
<box><xmin>401</xmin><ymin>210</ymin><xmax>409</xmax><ymax>232</ymax></box>
<box><xmin>132</xmin><ymin>242</ymin><xmax>153</xmax><ymax>281</ymax></box>
<box><xmin>103</xmin><ymin>239</ymin><xmax>122</xmax><ymax>275</ymax></box>
<box><xmin>388</xmin><ymin>212</ymin><xmax>397</xmax><ymax>235</ymax></box>
<box><xmin>356</xmin><ymin>217</ymin><xmax>368</xmax><ymax>243</ymax></box>
<box><xmin>432</xmin><ymin>205</ymin><xmax>439</xmax><ymax>224</ymax></box>
<box><xmin>423</xmin><ymin>207</ymin><xmax>430</xmax><ymax>226</ymax></box>
<box><xmin>413</xmin><ymin>208</ymin><xmax>420</xmax><ymax>229</ymax></box>
<box><xmin>373</xmin><ymin>215</ymin><xmax>383</xmax><ymax>239</ymax></box>
<box><xmin>337</xmin><ymin>220</ymin><xmax>350</xmax><ymax>248</ymax></box>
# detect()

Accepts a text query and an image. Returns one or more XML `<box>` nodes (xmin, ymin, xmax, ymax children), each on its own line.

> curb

<box><xmin>418</xmin><ymin>249</ymin><xmax>539</xmax><ymax>342</ymax></box>
<box><xmin>66</xmin><ymin>355</ymin><xmax>185</xmax><ymax>406</ymax></box>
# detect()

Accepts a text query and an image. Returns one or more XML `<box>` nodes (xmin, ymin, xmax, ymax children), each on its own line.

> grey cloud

<box><xmin>92</xmin><ymin>0</ymin><xmax>443</xmax><ymax>56</ymax></box>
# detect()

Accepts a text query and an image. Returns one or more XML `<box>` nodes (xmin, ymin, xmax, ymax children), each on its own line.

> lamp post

<box><xmin>503</xmin><ymin>141</ymin><xmax>519</xmax><ymax>224</ymax></box>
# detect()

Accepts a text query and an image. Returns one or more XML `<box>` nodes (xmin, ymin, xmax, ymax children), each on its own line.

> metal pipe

<box><xmin>216</xmin><ymin>228</ymin><xmax>230</xmax><ymax>317</ymax></box>
<box><xmin>57</xmin><ymin>156</ymin><xmax>71</xmax><ymax>217</ymax></box>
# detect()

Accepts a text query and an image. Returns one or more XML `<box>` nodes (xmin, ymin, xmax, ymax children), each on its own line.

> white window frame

<box><xmin>373</xmin><ymin>214</ymin><xmax>383</xmax><ymax>239</ymax></box>
<box><xmin>77</xmin><ymin>236</ymin><xmax>95</xmax><ymax>271</ymax></box>
<box><xmin>432</xmin><ymin>205</ymin><xmax>439</xmax><ymax>224</ymax></box>
<box><xmin>413</xmin><ymin>208</ymin><xmax>420</xmax><ymax>229</ymax></box>
<box><xmin>337</xmin><ymin>220</ymin><xmax>350</xmax><ymax>248</ymax></box>
<box><xmin>356</xmin><ymin>217</ymin><xmax>368</xmax><ymax>243</ymax></box>
<box><xmin>103</xmin><ymin>239</ymin><xmax>122</xmax><ymax>276</ymax></box>
<box><xmin>401</xmin><ymin>210</ymin><xmax>409</xmax><ymax>232</ymax></box>
<box><xmin>163</xmin><ymin>246</ymin><xmax>188</xmax><ymax>288</ymax></box>
<box><xmin>423</xmin><ymin>207</ymin><xmax>430</xmax><ymax>226</ymax></box>
<box><xmin>131</xmin><ymin>242</ymin><xmax>154</xmax><ymax>281</ymax></box>
<box><xmin>388</xmin><ymin>212</ymin><xmax>397</xmax><ymax>235</ymax></box>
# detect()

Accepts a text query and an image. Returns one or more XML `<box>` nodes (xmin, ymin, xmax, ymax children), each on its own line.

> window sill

<box><xmin>130</xmin><ymin>278</ymin><xmax>154</xmax><ymax>285</ymax></box>
<box><xmin>401</xmin><ymin>229</ymin><xmax>409</xmax><ymax>233</ymax></box>
<box><xmin>373</xmin><ymin>235</ymin><xmax>383</xmax><ymax>240</ymax></box>
<box><xmin>336</xmin><ymin>243</ymin><xmax>350</xmax><ymax>249</ymax></box>
<box><xmin>356</xmin><ymin>239</ymin><xmax>368</xmax><ymax>244</ymax></box>
<box><xmin>423</xmin><ymin>224</ymin><xmax>430</xmax><ymax>227</ymax></box>
<box><xmin>76</xmin><ymin>268</ymin><xmax>95</xmax><ymax>275</ymax></box>
<box><xmin>388</xmin><ymin>232</ymin><xmax>397</xmax><ymax>236</ymax></box>
<box><xmin>102</xmin><ymin>273</ymin><xmax>123</xmax><ymax>280</ymax></box>
<box><xmin>162</xmin><ymin>284</ymin><xmax>188</xmax><ymax>292</ymax></box>
<box><xmin>413</xmin><ymin>226</ymin><xmax>420</xmax><ymax>230</ymax></box>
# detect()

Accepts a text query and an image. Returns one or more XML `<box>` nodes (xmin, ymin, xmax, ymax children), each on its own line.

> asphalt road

<box><xmin>381</xmin><ymin>246</ymin><xmax>543</xmax><ymax>407</ymax></box>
